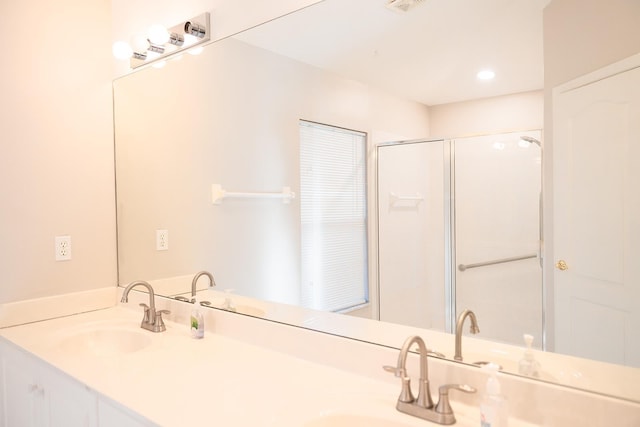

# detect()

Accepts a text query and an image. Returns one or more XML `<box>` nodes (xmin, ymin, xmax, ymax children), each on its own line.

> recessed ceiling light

<box><xmin>477</xmin><ymin>69</ymin><xmax>496</xmax><ymax>80</ymax></box>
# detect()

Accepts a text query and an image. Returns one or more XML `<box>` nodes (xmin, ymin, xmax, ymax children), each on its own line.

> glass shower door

<box><xmin>377</xmin><ymin>140</ymin><xmax>447</xmax><ymax>331</ymax></box>
<box><xmin>453</xmin><ymin>131</ymin><xmax>543</xmax><ymax>348</ymax></box>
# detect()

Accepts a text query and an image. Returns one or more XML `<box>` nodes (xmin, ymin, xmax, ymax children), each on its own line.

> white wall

<box><xmin>428</xmin><ymin>90</ymin><xmax>543</xmax><ymax>138</ymax></box>
<box><xmin>0</xmin><ymin>0</ymin><xmax>115</xmax><ymax>304</ymax></box>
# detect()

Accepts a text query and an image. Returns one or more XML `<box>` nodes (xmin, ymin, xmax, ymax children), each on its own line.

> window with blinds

<box><xmin>299</xmin><ymin>120</ymin><xmax>368</xmax><ymax>312</ymax></box>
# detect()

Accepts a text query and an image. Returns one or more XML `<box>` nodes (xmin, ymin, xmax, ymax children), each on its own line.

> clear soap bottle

<box><xmin>480</xmin><ymin>363</ymin><xmax>508</xmax><ymax>427</ymax></box>
<box><xmin>190</xmin><ymin>297</ymin><xmax>204</xmax><ymax>339</ymax></box>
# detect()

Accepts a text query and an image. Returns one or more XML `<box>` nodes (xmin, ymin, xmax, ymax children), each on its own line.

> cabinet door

<box><xmin>98</xmin><ymin>398</ymin><xmax>156</xmax><ymax>427</ymax></box>
<box><xmin>43</xmin><ymin>367</ymin><xmax>97</xmax><ymax>427</ymax></box>
<box><xmin>0</xmin><ymin>341</ymin><xmax>97</xmax><ymax>427</ymax></box>
<box><xmin>1</xmin><ymin>343</ymin><xmax>44</xmax><ymax>427</ymax></box>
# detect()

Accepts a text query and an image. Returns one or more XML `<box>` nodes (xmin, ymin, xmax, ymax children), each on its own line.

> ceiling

<box><xmin>235</xmin><ymin>0</ymin><xmax>550</xmax><ymax>106</ymax></box>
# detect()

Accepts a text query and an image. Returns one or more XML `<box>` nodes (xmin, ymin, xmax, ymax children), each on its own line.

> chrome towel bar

<box><xmin>458</xmin><ymin>254</ymin><xmax>537</xmax><ymax>272</ymax></box>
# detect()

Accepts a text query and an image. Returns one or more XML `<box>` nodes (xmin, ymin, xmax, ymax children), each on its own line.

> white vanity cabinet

<box><xmin>0</xmin><ymin>340</ymin><xmax>152</xmax><ymax>427</ymax></box>
<box><xmin>97</xmin><ymin>398</ymin><xmax>155</xmax><ymax>427</ymax></box>
<box><xmin>0</xmin><ymin>339</ymin><xmax>97</xmax><ymax>427</ymax></box>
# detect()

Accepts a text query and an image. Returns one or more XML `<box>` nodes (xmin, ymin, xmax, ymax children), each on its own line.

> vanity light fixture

<box><xmin>185</xmin><ymin>21</ymin><xmax>206</xmax><ymax>38</ymax></box>
<box><xmin>112</xmin><ymin>12</ymin><xmax>210</xmax><ymax>69</ymax></box>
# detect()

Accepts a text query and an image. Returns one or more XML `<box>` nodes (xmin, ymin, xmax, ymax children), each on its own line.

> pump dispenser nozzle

<box><xmin>518</xmin><ymin>334</ymin><xmax>540</xmax><ymax>377</ymax></box>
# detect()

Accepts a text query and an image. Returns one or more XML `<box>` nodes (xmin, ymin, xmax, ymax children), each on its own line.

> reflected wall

<box><xmin>114</xmin><ymin>36</ymin><xmax>431</xmax><ymax>305</ymax></box>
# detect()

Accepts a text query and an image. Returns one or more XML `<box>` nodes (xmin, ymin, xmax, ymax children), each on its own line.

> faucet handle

<box><xmin>383</xmin><ymin>365</ymin><xmax>404</xmax><ymax>377</ymax></box>
<box><xmin>435</xmin><ymin>384</ymin><xmax>476</xmax><ymax>416</ymax></box>
<box><xmin>153</xmin><ymin>309</ymin><xmax>171</xmax><ymax>332</ymax></box>
<box><xmin>156</xmin><ymin>309</ymin><xmax>171</xmax><ymax>319</ymax></box>
<box><xmin>139</xmin><ymin>303</ymin><xmax>150</xmax><ymax>323</ymax></box>
<box><xmin>383</xmin><ymin>366</ymin><xmax>414</xmax><ymax>403</ymax></box>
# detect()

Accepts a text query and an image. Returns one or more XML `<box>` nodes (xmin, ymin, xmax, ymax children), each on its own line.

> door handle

<box><xmin>555</xmin><ymin>260</ymin><xmax>568</xmax><ymax>271</ymax></box>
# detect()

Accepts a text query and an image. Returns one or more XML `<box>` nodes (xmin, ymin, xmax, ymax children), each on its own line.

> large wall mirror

<box><xmin>114</xmin><ymin>0</ymin><xmax>639</xmax><ymax>402</ymax></box>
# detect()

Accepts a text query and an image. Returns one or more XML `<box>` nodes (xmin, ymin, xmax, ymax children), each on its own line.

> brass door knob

<box><xmin>555</xmin><ymin>260</ymin><xmax>568</xmax><ymax>271</ymax></box>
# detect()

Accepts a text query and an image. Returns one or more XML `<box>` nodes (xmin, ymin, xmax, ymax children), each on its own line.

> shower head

<box><xmin>520</xmin><ymin>136</ymin><xmax>541</xmax><ymax>147</ymax></box>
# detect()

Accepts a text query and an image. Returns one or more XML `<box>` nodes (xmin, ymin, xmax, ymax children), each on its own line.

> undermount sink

<box><xmin>233</xmin><ymin>304</ymin><xmax>266</xmax><ymax>317</ymax></box>
<box><xmin>303</xmin><ymin>413</ymin><xmax>416</xmax><ymax>427</ymax></box>
<box><xmin>58</xmin><ymin>327</ymin><xmax>153</xmax><ymax>357</ymax></box>
<box><xmin>269</xmin><ymin>391</ymin><xmax>435</xmax><ymax>427</ymax></box>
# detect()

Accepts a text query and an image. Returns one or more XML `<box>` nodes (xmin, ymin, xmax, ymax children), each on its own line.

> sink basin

<box><xmin>304</xmin><ymin>413</ymin><xmax>416</xmax><ymax>427</ymax></box>
<box><xmin>58</xmin><ymin>327</ymin><xmax>152</xmax><ymax>357</ymax></box>
<box><xmin>234</xmin><ymin>304</ymin><xmax>266</xmax><ymax>317</ymax></box>
<box><xmin>268</xmin><ymin>391</ymin><xmax>434</xmax><ymax>427</ymax></box>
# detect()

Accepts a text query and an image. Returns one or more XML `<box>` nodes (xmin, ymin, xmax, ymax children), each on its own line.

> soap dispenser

<box><xmin>518</xmin><ymin>334</ymin><xmax>540</xmax><ymax>377</ymax></box>
<box><xmin>190</xmin><ymin>297</ymin><xmax>205</xmax><ymax>339</ymax></box>
<box><xmin>480</xmin><ymin>363</ymin><xmax>508</xmax><ymax>427</ymax></box>
<box><xmin>222</xmin><ymin>289</ymin><xmax>237</xmax><ymax>312</ymax></box>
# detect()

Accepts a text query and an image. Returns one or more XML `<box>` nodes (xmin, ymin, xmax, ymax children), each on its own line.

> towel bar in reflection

<box><xmin>211</xmin><ymin>184</ymin><xmax>295</xmax><ymax>205</ymax></box>
<box><xmin>458</xmin><ymin>253</ymin><xmax>538</xmax><ymax>272</ymax></box>
<box><xmin>389</xmin><ymin>192</ymin><xmax>424</xmax><ymax>205</ymax></box>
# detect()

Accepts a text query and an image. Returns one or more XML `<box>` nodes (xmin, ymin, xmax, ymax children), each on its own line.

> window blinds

<box><xmin>299</xmin><ymin>120</ymin><xmax>368</xmax><ymax>312</ymax></box>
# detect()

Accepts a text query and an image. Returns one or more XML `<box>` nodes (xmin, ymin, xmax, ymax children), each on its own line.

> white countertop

<box><xmin>0</xmin><ymin>306</ymin><xmax>489</xmax><ymax>427</ymax></box>
<box><xmin>1</xmin><ymin>288</ymin><xmax>639</xmax><ymax>426</ymax></box>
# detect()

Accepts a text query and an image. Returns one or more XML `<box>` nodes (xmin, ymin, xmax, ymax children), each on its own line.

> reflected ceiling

<box><xmin>235</xmin><ymin>0</ymin><xmax>550</xmax><ymax>106</ymax></box>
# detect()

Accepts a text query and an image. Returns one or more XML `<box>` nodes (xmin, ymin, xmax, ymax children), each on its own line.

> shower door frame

<box><xmin>375</xmin><ymin>132</ymin><xmax>545</xmax><ymax>344</ymax></box>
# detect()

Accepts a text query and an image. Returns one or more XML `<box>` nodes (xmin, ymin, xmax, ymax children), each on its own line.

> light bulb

<box><xmin>130</xmin><ymin>34</ymin><xmax>149</xmax><ymax>53</ymax></box>
<box><xmin>112</xmin><ymin>41</ymin><xmax>133</xmax><ymax>60</ymax></box>
<box><xmin>148</xmin><ymin>24</ymin><xmax>170</xmax><ymax>45</ymax></box>
<box><xmin>477</xmin><ymin>69</ymin><xmax>496</xmax><ymax>80</ymax></box>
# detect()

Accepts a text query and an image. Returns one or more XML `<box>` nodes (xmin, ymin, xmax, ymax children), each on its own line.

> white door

<box><xmin>377</xmin><ymin>141</ymin><xmax>446</xmax><ymax>330</ymax></box>
<box><xmin>553</xmin><ymin>62</ymin><xmax>640</xmax><ymax>366</ymax></box>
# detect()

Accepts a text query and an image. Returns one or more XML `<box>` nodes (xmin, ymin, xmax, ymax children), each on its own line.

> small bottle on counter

<box><xmin>480</xmin><ymin>363</ymin><xmax>508</xmax><ymax>427</ymax></box>
<box><xmin>190</xmin><ymin>297</ymin><xmax>204</xmax><ymax>339</ymax></box>
<box><xmin>518</xmin><ymin>334</ymin><xmax>540</xmax><ymax>377</ymax></box>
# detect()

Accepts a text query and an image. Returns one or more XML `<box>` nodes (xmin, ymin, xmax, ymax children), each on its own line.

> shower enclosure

<box><xmin>377</xmin><ymin>130</ymin><xmax>543</xmax><ymax>348</ymax></box>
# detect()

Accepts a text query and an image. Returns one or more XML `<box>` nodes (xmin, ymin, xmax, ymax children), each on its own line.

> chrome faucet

<box><xmin>121</xmin><ymin>280</ymin><xmax>170</xmax><ymax>332</ymax></box>
<box><xmin>191</xmin><ymin>270</ymin><xmax>216</xmax><ymax>302</ymax></box>
<box><xmin>454</xmin><ymin>309</ymin><xmax>480</xmax><ymax>361</ymax></box>
<box><xmin>384</xmin><ymin>335</ymin><xmax>476</xmax><ymax>425</ymax></box>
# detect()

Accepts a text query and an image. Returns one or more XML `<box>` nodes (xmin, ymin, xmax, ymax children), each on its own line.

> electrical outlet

<box><xmin>156</xmin><ymin>229</ymin><xmax>168</xmax><ymax>251</ymax></box>
<box><xmin>55</xmin><ymin>235</ymin><xmax>72</xmax><ymax>261</ymax></box>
